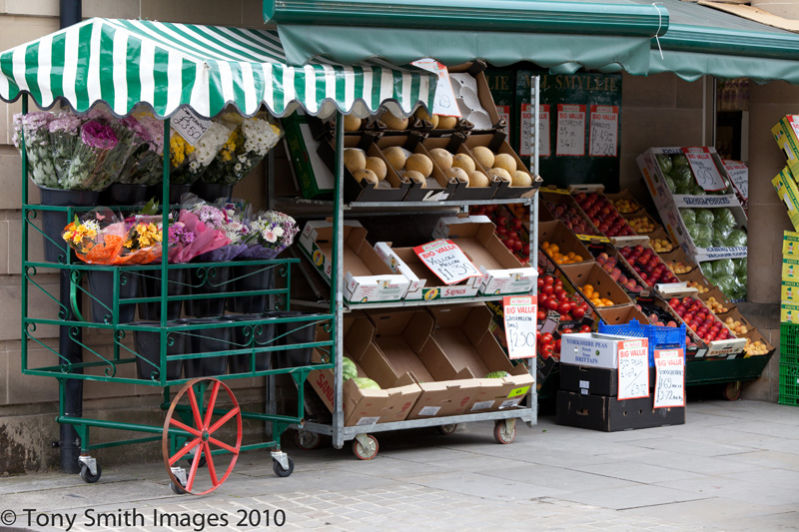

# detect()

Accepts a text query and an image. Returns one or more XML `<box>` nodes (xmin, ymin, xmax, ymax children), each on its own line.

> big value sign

<box><xmin>413</xmin><ymin>239</ymin><xmax>482</xmax><ymax>285</ymax></box>
<box><xmin>502</xmin><ymin>295</ymin><xmax>537</xmax><ymax>359</ymax></box>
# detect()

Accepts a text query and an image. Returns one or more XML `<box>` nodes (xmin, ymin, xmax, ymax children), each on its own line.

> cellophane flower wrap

<box><xmin>62</xmin><ymin>208</ymin><xmax>164</xmax><ymax>265</ymax></box>
<box><xmin>178</xmin><ymin>194</ymin><xmax>246</xmax><ymax>262</ymax></box>
<box><xmin>47</xmin><ymin>112</ymin><xmax>84</xmax><ymax>178</ymax></box>
<box><xmin>116</xmin><ymin>113</ymin><xmax>164</xmax><ymax>185</ymax></box>
<box><xmin>64</xmin><ymin>119</ymin><xmax>119</xmax><ymax>191</ymax></box>
<box><xmin>170</xmin><ymin>122</ymin><xmax>231</xmax><ymax>185</ymax></box>
<box><xmin>239</xmin><ymin>210</ymin><xmax>299</xmax><ymax>259</ymax></box>
<box><xmin>202</xmin><ymin>114</ymin><xmax>282</xmax><ymax>185</ymax></box>
<box><xmin>13</xmin><ymin>112</ymin><xmax>57</xmax><ymax>187</ymax></box>
<box><xmin>167</xmin><ymin>211</ymin><xmax>230</xmax><ymax>264</ymax></box>
<box><xmin>83</xmin><ymin>106</ymin><xmax>143</xmax><ymax>188</ymax></box>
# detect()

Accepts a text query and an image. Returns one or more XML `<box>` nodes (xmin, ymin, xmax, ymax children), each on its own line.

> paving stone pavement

<box><xmin>1</xmin><ymin>399</ymin><xmax>798</xmax><ymax>531</ymax></box>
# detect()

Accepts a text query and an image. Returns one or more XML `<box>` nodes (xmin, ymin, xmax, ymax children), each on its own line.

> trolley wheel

<box><xmin>352</xmin><ymin>434</ymin><xmax>379</xmax><ymax>460</ymax></box>
<box><xmin>723</xmin><ymin>380</ymin><xmax>743</xmax><ymax>401</ymax></box>
<box><xmin>295</xmin><ymin>430</ymin><xmax>322</xmax><ymax>450</ymax></box>
<box><xmin>437</xmin><ymin>424</ymin><xmax>458</xmax><ymax>435</ymax></box>
<box><xmin>79</xmin><ymin>463</ymin><xmax>101</xmax><ymax>483</ymax></box>
<box><xmin>272</xmin><ymin>456</ymin><xmax>295</xmax><ymax>478</ymax></box>
<box><xmin>493</xmin><ymin>419</ymin><xmax>516</xmax><ymax>445</ymax></box>
<box><xmin>162</xmin><ymin>378</ymin><xmax>243</xmax><ymax>495</ymax></box>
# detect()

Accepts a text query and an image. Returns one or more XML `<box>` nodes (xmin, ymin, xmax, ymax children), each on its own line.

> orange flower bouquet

<box><xmin>62</xmin><ymin>208</ymin><xmax>163</xmax><ymax>265</ymax></box>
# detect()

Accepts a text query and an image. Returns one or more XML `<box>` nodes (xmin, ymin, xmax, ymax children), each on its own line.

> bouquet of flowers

<box><xmin>116</xmin><ymin>113</ymin><xmax>165</xmax><ymax>186</ymax></box>
<box><xmin>13</xmin><ymin>112</ymin><xmax>57</xmax><ymax>187</ymax></box>
<box><xmin>180</xmin><ymin>194</ymin><xmax>248</xmax><ymax>261</ymax></box>
<box><xmin>202</xmin><ymin>114</ymin><xmax>282</xmax><ymax>185</ymax></box>
<box><xmin>169</xmin><ymin>121</ymin><xmax>231</xmax><ymax>185</ymax></box>
<box><xmin>239</xmin><ymin>210</ymin><xmax>299</xmax><ymax>259</ymax></box>
<box><xmin>48</xmin><ymin>112</ymin><xmax>84</xmax><ymax>178</ymax></box>
<box><xmin>166</xmin><ymin>212</ymin><xmax>230</xmax><ymax>264</ymax></box>
<box><xmin>63</xmin><ymin>119</ymin><xmax>121</xmax><ymax>191</ymax></box>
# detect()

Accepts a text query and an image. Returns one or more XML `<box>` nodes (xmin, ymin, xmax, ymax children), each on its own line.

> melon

<box><xmin>494</xmin><ymin>153</ymin><xmax>517</xmax><ymax>173</ymax></box>
<box><xmin>352</xmin><ymin>377</ymin><xmax>381</xmax><ymax>390</ymax></box>
<box><xmin>342</xmin><ymin>357</ymin><xmax>358</xmax><ymax>381</ymax></box>
<box><xmin>379</xmin><ymin>110</ymin><xmax>409</xmax><ymax>130</ymax></box>
<box><xmin>404</xmin><ymin>170</ymin><xmax>427</xmax><ymax>185</ymax></box>
<box><xmin>343</xmin><ymin>115</ymin><xmax>362</xmax><ymax>132</ymax></box>
<box><xmin>471</xmin><ymin>146</ymin><xmax>495</xmax><ymax>169</ymax></box>
<box><xmin>365</xmin><ymin>156</ymin><xmax>387</xmax><ymax>180</ymax></box>
<box><xmin>383</xmin><ymin>146</ymin><xmax>409</xmax><ymax>170</ymax></box>
<box><xmin>452</xmin><ymin>153</ymin><xmax>476</xmax><ymax>173</ymax></box>
<box><xmin>405</xmin><ymin>153</ymin><xmax>433</xmax><ymax>177</ymax></box>
<box><xmin>343</xmin><ymin>148</ymin><xmax>367</xmax><ymax>173</ymax></box>
<box><xmin>468</xmin><ymin>170</ymin><xmax>490</xmax><ymax>188</ymax></box>
<box><xmin>485</xmin><ymin>370</ymin><xmax>510</xmax><ymax>379</ymax></box>
<box><xmin>512</xmin><ymin>170</ymin><xmax>533</xmax><ymax>187</ymax></box>
<box><xmin>448</xmin><ymin>167</ymin><xmax>470</xmax><ymax>184</ymax></box>
<box><xmin>429</xmin><ymin>148</ymin><xmax>453</xmax><ymax>170</ymax></box>
<box><xmin>415</xmin><ymin>108</ymin><xmax>439</xmax><ymax>128</ymax></box>
<box><xmin>489</xmin><ymin>167</ymin><xmax>512</xmax><ymax>183</ymax></box>
<box><xmin>353</xmin><ymin>168</ymin><xmax>379</xmax><ymax>186</ymax></box>
<box><xmin>436</xmin><ymin>115</ymin><xmax>458</xmax><ymax>129</ymax></box>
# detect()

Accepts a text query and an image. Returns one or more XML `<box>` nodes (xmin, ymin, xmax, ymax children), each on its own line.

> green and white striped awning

<box><xmin>0</xmin><ymin>17</ymin><xmax>435</xmax><ymax>119</ymax></box>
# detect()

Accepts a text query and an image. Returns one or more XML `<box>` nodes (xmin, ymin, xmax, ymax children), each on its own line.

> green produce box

<box><xmin>282</xmin><ymin>113</ymin><xmax>334</xmax><ymax>198</ymax></box>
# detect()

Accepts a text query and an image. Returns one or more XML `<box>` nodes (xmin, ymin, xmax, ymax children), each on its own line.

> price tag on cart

<box><xmin>654</xmin><ymin>348</ymin><xmax>685</xmax><ymax>409</ymax></box>
<box><xmin>682</xmin><ymin>147</ymin><xmax>727</xmax><ymax>192</ymax></box>
<box><xmin>503</xmin><ymin>296</ymin><xmax>537</xmax><ymax>359</ymax></box>
<box><xmin>171</xmin><ymin>107</ymin><xmax>212</xmax><ymax>146</ymax></box>
<box><xmin>414</xmin><ymin>239</ymin><xmax>482</xmax><ymax>285</ymax></box>
<box><xmin>617</xmin><ymin>340</ymin><xmax>649</xmax><ymax>400</ymax></box>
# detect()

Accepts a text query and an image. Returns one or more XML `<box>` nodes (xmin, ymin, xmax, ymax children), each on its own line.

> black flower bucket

<box><xmin>228</xmin><ymin>263</ymin><xmax>274</xmax><ymax>314</ymax></box>
<box><xmin>184</xmin><ymin>318</ymin><xmax>232</xmax><ymax>378</ymax></box>
<box><xmin>134</xmin><ymin>322</ymin><xmax>184</xmax><ymax>381</ymax></box>
<box><xmin>184</xmin><ymin>265</ymin><xmax>231</xmax><ymax>318</ymax></box>
<box><xmin>229</xmin><ymin>315</ymin><xmax>276</xmax><ymax>373</ymax></box>
<box><xmin>87</xmin><ymin>269</ymin><xmax>138</xmax><ymax>323</ymax></box>
<box><xmin>38</xmin><ymin>187</ymin><xmax>100</xmax><ymax>263</ymax></box>
<box><xmin>138</xmin><ymin>268</ymin><xmax>186</xmax><ymax>320</ymax></box>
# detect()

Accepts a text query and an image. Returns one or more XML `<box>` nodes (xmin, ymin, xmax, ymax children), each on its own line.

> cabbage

<box><xmin>342</xmin><ymin>357</ymin><xmax>358</xmax><ymax>381</ymax></box>
<box><xmin>664</xmin><ymin>174</ymin><xmax>676</xmax><ymax>193</ymax></box>
<box><xmin>712</xmin><ymin>230</ymin><xmax>730</xmax><ymax>247</ymax></box>
<box><xmin>485</xmin><ymin>370</ymin><xmax>510</xmax><ymax>378</ymax></box>
<box><xmin>726</xmin><ymin>229</ymin><xmax>747</xmax><ymax>247</ymax></box>
<box><xmin>713</xmin><ymin>208</ymin><xmax>736</xmax><ymax>232</ymax></box>
<box><xmin>731</xmin><ymin>276</ymin><xmax>747</xmax><ymax>300</ymax></box>
<box><xmin>690</xmin><ymin>182</ymin><xmax>705</xmax><ymax>195</ymax></box>
<box><xmin>351</xmin><ymin>377</ymin><xmax>381</xmax><ymax>390</ymax></box>
<box><xmin>715</xmin><ymin>275</ymin><xmax>736</xmax><ymax>297</ymax></box>
<box><xmin>680</xmin><ymin>208</ymin><xmax>696</xmax><ymax>226</ymax></box>
<box><xmin>675</xmin><ymin>182</ymin><xmax>693</xmax><ymax>195</ymax></box>
<box><xmin>657</xmin><ymin>154</ymin><xmax>673</xmax><ymax>174</ymax></box>
<box><xmin>695</xmin><ymin>209</ymin><xmax>714</xmax><ymax>226</ymax></box>
<box><xmin>733</xmin><ymin>258</ymin><xmax>747</xmax><ymax>277</ymax></box>
<box><xmin>713</xmin><ymin>259</ymin><xmax>735</xmax><ymax>277</ymax></box>
<box><xmin>695</xmin><ymin>225</ymin><xmax>713</xmax><ymax>248</ymax></box>
<box><xmin>672</xmin><ymin>154</ymin><xmax>690</xmax><ymax>169</ymax></box>
<box><xmin>687</xmin><ymin>224</ymin><xmax>701</xmax><ymax>242</ymax></box>
<box><xmin>672</xmin><ymin>165</ymin><xmax>694</xmax><ymax>185</ymax></box>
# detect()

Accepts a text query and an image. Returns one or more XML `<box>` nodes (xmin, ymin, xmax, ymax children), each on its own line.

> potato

<box><xmin>405</xmin><ymin>153</ymin><xmax>433</xmax><ymax>177</ymax></box>
<box><xmin>436</xmin><ymin>115</ymin><xmax>458</xmax><ymax>129</ymax></box>
<box><xmin>429</xmin><ymin>148</ymin><xmax>453</xmax><ymax>170</ymax></box>
<box><xmin>448</xmin><ymin>167</ymin><xmax>470</xmax><ymax>184</ymax></box>
<box><xmin>471</xmin><ymin>146</ymin><xmax>495</xmax><ymax>169</ymax></box>
<box><xmin>512</xmin><ymin>170</ymin><xmax>533</xmax><ymax>187</ymax></box>
<box><xmin>404</xmin><ymin>170</ymin><xmax>427</xmax><ymax>185</ymax></box>
<box><xmin>488</xmin><ymin>167</ymin><xmax>512</xmax><ymax>183</ymax></box>
<box><xmin>343</xmin><ymin>148</ymin><xmax>366</xmax><ymax>173</ymax></box>
<box><xmin>468</xmin><ymin>170</ymin><xmax>490</xmax><ymax>188</ymax></box>
<box><xmin>365</xmin><ymin>156</ymin><xmax>387</xmax><ymax>180</ymax></box>
<box><xmin>494</xmin><ymin>153</ymin><xmax>517</xmax><ymax>173</ymax></box>
<box><xmin>452</xmin><ymin>153</ymin><xmax>476</xmax><ymax>173</ymax></box>
<box><xmin>352</xmin><ymin>168</ymin><xmax>379</xmax><ymax>186</ymax></box>
<box><xmin>379</xmin><ymin>110</ymin><xmax>409</xmax><ymax>130</ymax></box>
<box><xmin>343</xmin><ymin>115</ymin><xmax>362</xmax><ymax>132</ymax></box>
<box><xmin>383</xmin><ymin>146</ymin><xmax>409</xmax><ymax>170</ymax></box>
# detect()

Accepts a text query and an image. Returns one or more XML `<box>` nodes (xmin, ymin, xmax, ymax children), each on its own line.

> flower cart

<box><xmin>1</xmin><ymin>18</ymin><xmax>435</xmax><ymax>493</ymax></box>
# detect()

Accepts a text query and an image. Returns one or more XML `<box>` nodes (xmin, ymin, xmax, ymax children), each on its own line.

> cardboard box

<box><xmin>597</xmin><ymin>304</ymin><xmax>649</xmax><ymax>326</ymax></box>
<box><xmin>282</xmin><ymin>113</ymin><xmax>335</xmax><ymax>198</ymax></box>
<box><xmin>560</xmin><ymin>332</ymin><xmax>648</xmax><ymax>370</ymax></box>
<box><xmin>366</xmin><ymin>310</ymin><xmax>478</xmax><ymax>418</ymax></box>
<box><xmin>463</xmin><ymin>133</ymin><xmax>540</xmax><ymax>199</ymax></box>
<box><xmin>308</xmin><ymin>319</ymin><xmax>422</xmax><ymax>426</ymax></box>
<box><xmin>427</xmin><ymin>305</ymin><xmax>534</xmax><ymax>412</ymax></box>
<box><xmin>784</xmin><ymin>231</ymin><xmax>799</xmax><ymax>259</ymax></box>
<box><xmin>782</xmin><ymin>257</ymin><xmax>799</xmax><ymax>282</ymax></box>
<box><xmin>433</xmin><ymin>215</ymin><xmax>536</xmax><ymax>295</ymax></box>
<box><xmin>376</xmin><ymin>136</ymin><xmax>451</xmax><ymax>202</ymax></box>
<box><xmin>559</xmin><ymin>262</ymin><xmax>632</xmax><ymax>309</ymax></box>
<box><xmin>422</xmin><ymin>137</ymin><xmax>499</xmax><ymax>201</ymax></box>
<box><xmin>775</xmin><ymin>116</ymin><xmax>799</xmax><ymax>177</ymax></box>
<box><xmin>299</xmin><ymin>220</ymin><xmax>410</xmax><ymax>303</ymax></box>
<box><xmin>539</xmin><ymin>189</ymin><xmax>602</xmax><ymax>237</ymax></box>
<box><xmin>605</xmin><ymin>189</ymin><xmax>644</xmax><ymax>216</ymax></box>
<box><xmin>556</xmin><ymin>390</ymin><xmax>685</xmax><ymax>432</ymax></box>
<box><xmin>538</xmin><ymin>220</ymin><xmax>593</xmax><ymax>266</ymax></box>
<box><xmin>773</xmin><ymin>169</ymin><xmax>799</xmax><ymax>232</ymax></box>
<box><xmin>559</xmin><ymin>363</ymin><xmax>655</xmax><ymax>397</ymax></box>
<box><xmin>374</xmin><ymin>242</ymin><xmax>481</xmax><ymax>301</ymax></box>
<box><xmin>781</xmin><ymin>303</ymin><xmax>799</xmax><ymax>324</ymax></box>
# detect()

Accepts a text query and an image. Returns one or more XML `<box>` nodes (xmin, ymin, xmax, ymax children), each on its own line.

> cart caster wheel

<box><xmin>437</xmin><ymin>424</ymin><xmax>458</xmax><ymax>435</ymax></box>
<box><xmin>272</xmin><ymin>456</ymin><xmax>294</xmax><ymax>478</ymax></box>
<box><xmin>723</xmin><ymin>381</ymin><xmax>743</xmax><ymax>401</ymax></box>
<box><xmin>295</xmin><ymin>430</ymin><xmax>322</xmax><ymax>450</ymax></box>
<box><xmin>80</xmin><ymin>463</ymin><xmax>101</xmax><ymax>483</ymax></box>
<box><xmin>170</xmin><ymin>480</ymin><xmax>186</xmax><ymax>495</ymax></box>
<box><xmin>352</xmin><ymin>434</ymin><xmax>379</xmax><ymax>460</ymax></box>
<box><xmin>162</xmin><ymin>378</ymin><xmax>243</xmax><ymax>495</ymax></box>
<box><xmin>493</xmin><ymin>419</ymin><xmax>516</xmax><ymax>445</ymax></box>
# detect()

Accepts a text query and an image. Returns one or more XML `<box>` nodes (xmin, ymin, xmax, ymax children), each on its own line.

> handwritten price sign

<box><xmin>413</xmin><ymin>239</ymin><xmax>482</xmax><ymax>285</ymax></box>
<box><xmin>503</xmin><ymin>296</ymin><xmax>537</xmax><ymax>359</ymax></box>
<box><xmin>617</xmin><ymin>341</ymin><xmax>649</xmax><ymax>400</ymax></box>
<box><xmin>171</xmin><ymin>107</ymin><xmax>212</xmax><ymax>146</ymax></box>
<box><xmin>654</xmin><ymin>348</ymin><xmax>685</xmax><ymax>408</ymax></box>
<box><xmin>683</xmin><ymin>147</ymin><xmax>727</xmax><ymax>192</ymax></box>
<box><xmin>723</xmin><ymin>159</ymin><xmax>748</xmax><ymax>201</ymax></box>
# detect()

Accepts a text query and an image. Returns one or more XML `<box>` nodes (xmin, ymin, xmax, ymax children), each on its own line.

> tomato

<box><xmin>541</xmin><ymin>344</ymin><xmax>554</xmax><ymax>358</ymax></box>
<box><xmin>558</xmin><ymin>301</ymin><xmax>572</xmax><ymax>315</ymax></box>
<box><xmin>544</xmin><ymin>276</ymin><xmax>554</xmax><ymax>285</ymax></box>
<box><xmin>541</xmin><ymin>284</ymin><xmax>554</xmax><ymax>296</ymax></box>
<box><xmin>537</xmin><ymin>310</ymin><xmax>547</xmax><ymax>321</ymax></box>
<box><xmin>579</xmin><ymin>324</ymin><xmax>592</xmax><ymax>333</ymax></box>
<box><xmin>555</xmin><ymin>338</ymin><xmax>561</xmax><ymax>353</ymax></box>
<box><xmin>541</xmin><ymin>332</ymin><xmax>554</xmax><ymax>346</ymax></box>
<box><xmin>560</xmin><ymin>327</ymin><xmax>574</xmax><ymax>335</ymax></box>
<box><xmin>571</xmin><ymin>306</ymin><xmax>585</xmax><ymax>319</ymax></box>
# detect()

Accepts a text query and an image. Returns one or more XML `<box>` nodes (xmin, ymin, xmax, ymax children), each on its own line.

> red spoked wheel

<box><xmin>162</xmin><ymin>378</ymin><xmax>242</xmax><ymax>495</ymax></box>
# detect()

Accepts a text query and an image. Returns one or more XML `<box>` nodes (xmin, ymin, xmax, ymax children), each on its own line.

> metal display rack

<box><xmin>288</xmin><ymin>78</ymin><xmax>542</xmax><ymax>459</ymax></box>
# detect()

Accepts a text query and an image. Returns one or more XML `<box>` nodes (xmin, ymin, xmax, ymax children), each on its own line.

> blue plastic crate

<box><xmin>598</xmin><ymin>319</ymin><xmax>686</xmax><ymax>366</ymax></box>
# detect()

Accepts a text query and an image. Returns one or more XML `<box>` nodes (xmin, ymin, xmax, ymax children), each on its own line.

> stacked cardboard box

<box><xmin>771</xmin><ymin>117</ymin><xmax>799</xmax><ymax>231</ymax></box>
<box><xmin>782</xmin><ymin>231</ymin><xmax>799</xmax><ymax>324</ymax></box>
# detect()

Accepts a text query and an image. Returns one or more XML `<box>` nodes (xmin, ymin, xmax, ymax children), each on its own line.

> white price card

<box><xmin>170</xmin><ymin>107</ymin><xmax>212</xmax><ymax>146</ymax></box>
<box><xmin>413</xmin><ymin>239</ymin><xmax>482</xmax><ymax>285</ymax></box>
<box><xmin>503</xmin><ymin>295</ymin><xmax>538</xmax><ymax>359</ymax></box>
<box><xmin>556</xmin><ymin>104</ymin><xmax>586</xmax><ymax>156</ymax></box>
<box><xmin>521</xmin><ymin>103</ymin><xmax>550</xmax><ymax>157</ymax></box>
<box><xmin>411</xmin><ymin>58</ymin><xmax>461</xmax><ymax>117</ymax></box>
<box><xmin>589</xmin><ymin>105</ymin><xmax>619</xmax><ymax>157</ymax></box>
<box><xmin>654</xmin><ymin>348</ymin><xmax>685</xmax><ymax>409</ymax></box>
<box><xmin>616</xmin><ymin>340</ymin><xmax>649</xmax><ymax>400</ymax></box>
<box><xmin>723</xmin><ymin>159</ymin><xmax>749</xmax><ymax>201</ymax></box>
<box><xmin>683</xmin><ymin>147</ymin><xmax>728</xmax><ymax>192</ymax></box>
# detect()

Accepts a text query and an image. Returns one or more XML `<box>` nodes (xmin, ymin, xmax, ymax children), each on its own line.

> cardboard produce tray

<box><xmin>538</xmin><ymin>220</ymin><xmax>594</xmax><ymax>267</ymax></box>
<box><xmin>540</xmin><ymin>188</ymin><xmax>602</xmax><ymax>237</ymax></box>
<box><xmin>556</xmin><ymin>390</ymin><xmax>685</xmax><ymax>432</ymax></box>
<box><xmin>559</xmin><ymin>262</ymin><xmax>633</xmax><ymax>311</ymax></box>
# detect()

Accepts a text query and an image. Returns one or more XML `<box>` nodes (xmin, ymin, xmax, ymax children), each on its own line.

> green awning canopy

<box><xmin>0</xmin><ymin>17</ymin><xmax>436</xmax><ymax>119</ymax></box>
